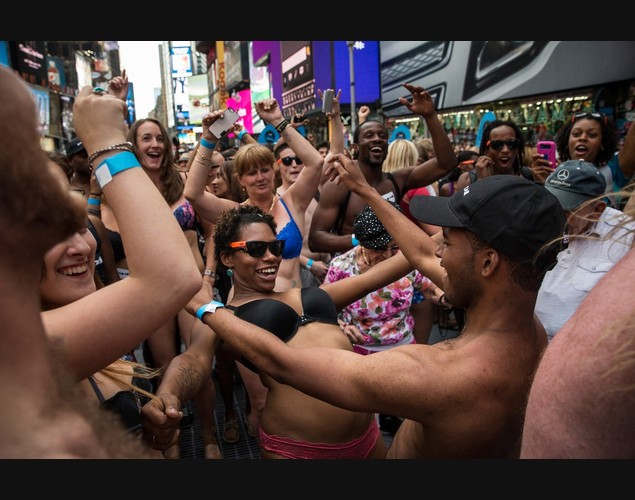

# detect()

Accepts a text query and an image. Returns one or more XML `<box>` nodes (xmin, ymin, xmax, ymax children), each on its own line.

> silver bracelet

<box><xmin>88</xmin><ymin>142</ymin><xmax>134</xmax><ymax>170</ymax></box>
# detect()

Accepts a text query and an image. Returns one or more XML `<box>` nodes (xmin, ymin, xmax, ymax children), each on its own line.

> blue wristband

<box><xmin>196</xmin><ymin>300</ymin><xmax>225</xmax><ymax>320</ymax></box>
<box><xmin>306</xmin><ymin>258</ymin><xmax>314</xmax><ymax>270</ymax></box>
<box><xmin>200</xmin><ymin>138</ymin><xmax>216</xmax><ymax>150</ymax></box>
<box><xmin>351</xmin><ymin>234</ymin><xmax>360</xmax><ymax>246</ymax></box>
<box><xmin>87</xmin><ymin>197</ymin><xmax>101</xmax><ymax>206</ymax></box>
<box><xmin>95</xmin><ymin>151</ymin><xmax>141</xmax><ymax>189</ymax></box>
<box><xmin>237</xmin><ymin>130</ymin><xmax>247</xmax><ymax>141</ymax></box>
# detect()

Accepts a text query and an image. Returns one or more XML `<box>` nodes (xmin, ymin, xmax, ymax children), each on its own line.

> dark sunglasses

<box><xmin>277</xmin><ymin>156</ymin><xmax>303</xmax><ymax>166</ymax></box>
<box><xmin>487</xmin><ymin>139</ymin><xmax>520</xmax><ymax>151</ymax></box>
<box><xmin>572</xmin><ymin>111</ymin><xmax>607</xmax><ymax>125</ymax></box>
<box><xmin>229</xmin><ymin>240</ymin><xmax>285</xmax><ymax>258</ymax></box>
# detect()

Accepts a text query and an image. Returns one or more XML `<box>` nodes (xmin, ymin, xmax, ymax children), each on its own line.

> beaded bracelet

<box><xmin>88</xmin><ymin>142</ymin><xmax>134</xmax><ymax>170</ymax></box>
<box><xmin>275</xmin><ymin>119</ymin><xmax>289</xmax><ymax>135</ymax></box>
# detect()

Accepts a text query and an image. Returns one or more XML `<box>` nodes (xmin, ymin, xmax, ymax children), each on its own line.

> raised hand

<box><xmin>325</xmin><ymin>152</ymin><xmax>370</xmax><ymax>192</ymax></box>
<box><xmin>473</xmin><ymin>155</ymin><xmax>495</xmax><ymax>180</ymax></box>
<box><xmin>73</xmin><ymin>86</ymin><xmax>129</xmax><ymax>155</ymax></box>
<box><xmin>357</xmin><ymin>104</ymin><xmax>370</xmax><ymax>124</ymax></box>
<box><xmin>529</xmin><ymin>153</ymin><xmax>555</xmax><ymax>185</ymax></box>
<box><xmin>107</xmin><ymin>69</ymin><xmax>129</xmax><ymax>102</ymax></box>
<box><xmin>318</xmin><ymin>88</ymin><xmax>342</xmax><ymax>117</ymax></box>
<box><xmin>255</xmin><ymin>98</ymin><xmax>284</xmax><ymax>125</ymax></box>
<box><xmin>230</xmin><ymin>121</ymin><xmax>244</xmax><ymax>135</ymax></box>
<box><xmin>202</xmin><ymin>110</ymin><xmax>230</xmax><ymax>141</ymax></box>
<box><xmin>399</xmin><ymin>83</ymin><xmax>436</xmax><ymax>118</ymax></box>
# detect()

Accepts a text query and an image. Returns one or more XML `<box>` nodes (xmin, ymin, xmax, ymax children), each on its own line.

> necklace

<box><xmin>268</xmin><ymin>193</ymin><xmax>279</xmax><ymax>213</ymax></box>
<box><xmin>245</xmin><ymin>193</ymin><xmax>278</xmax><ymax>214</ymax></box>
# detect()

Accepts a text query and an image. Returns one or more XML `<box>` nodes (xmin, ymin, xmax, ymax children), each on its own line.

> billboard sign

<box><xmin>380</xmin><ymin>41</ymin><xmax>635</xmax><ymax>116</ymax></box>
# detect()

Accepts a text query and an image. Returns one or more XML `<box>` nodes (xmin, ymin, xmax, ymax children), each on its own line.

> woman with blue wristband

<box><xmin>79</xmin><ymin>75</ymin><xmax>220</xmax><ymax>458</ymax></box>
<box><xmin>144</xmin><ymin>204</ymin><xmax>419</xmax><ymax>459</ymax></box>
<box><xmin>35</xmin><ymin>81</ymin><xmax>201</xmax><ymax>457</ymax></box>
<box><xmin>183</xmin><ymin>98</ymin><xmax>327</xmax><ymax>438</ymax></box>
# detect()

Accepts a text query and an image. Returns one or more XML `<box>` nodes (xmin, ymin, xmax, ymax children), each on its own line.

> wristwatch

<box><xmin>203</xmin><ymin>269</ymin><xmax>215</xmax><ymax>277</ymax></box>
<box><xmin>196</xmin><ymin>300</ymin><xmax>225</xmax><ymax>320</ymax></box>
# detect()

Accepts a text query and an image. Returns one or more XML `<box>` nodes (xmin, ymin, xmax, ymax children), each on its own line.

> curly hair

<box><xmin>127</xmin><ymin>118</ymin><xmax>183</xmax><ymax>205</ymax></box>
<box><xmin>213</xmin><ymin>204</ymin><xmax>277</xmax><ymax>263</ymax></box>
<box><xmin>555</xmin><ymin>113</ymin><xmax>618</xmax><ymax>166</ymax></box>
<box><xmin>479</xmin><ymin>120</ymin><xmax>526</xmax><ymax>174</ymax></box>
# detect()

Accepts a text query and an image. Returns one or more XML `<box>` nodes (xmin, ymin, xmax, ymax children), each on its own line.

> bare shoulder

<box><xmin>318</xmin><ymin>178</ymin><xmax>349</xmax><ymax>204</ymax></box>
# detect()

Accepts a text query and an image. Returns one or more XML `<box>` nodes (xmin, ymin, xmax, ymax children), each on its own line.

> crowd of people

<box><xmin>2</xmin><ymin>62</ymin><xmax>634</xmax><ymax>459</ymax></box>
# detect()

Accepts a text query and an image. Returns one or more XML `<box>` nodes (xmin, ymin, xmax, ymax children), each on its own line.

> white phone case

<box><xmin>209</xmin><ymin>108</ymin><xmax>240</xmax><ymax>137</ymax></box>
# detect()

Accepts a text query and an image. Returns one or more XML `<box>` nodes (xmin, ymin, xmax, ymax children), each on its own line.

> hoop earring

<box><xmin>226</xmin><ymin>268</ymin><xmax>233</xmax><ymax>278</ymax></box>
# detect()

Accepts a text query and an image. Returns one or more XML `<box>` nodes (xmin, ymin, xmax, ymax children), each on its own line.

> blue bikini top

<box><xmin>276</xmin><ymin>197</ymin><xmax>303</xmax><ymax>259</ymax></box>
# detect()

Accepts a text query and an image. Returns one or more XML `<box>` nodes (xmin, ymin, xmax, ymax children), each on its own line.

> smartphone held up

<box><xmin>536</xmin><ymin>141</ymin><xmax>557</xmax><ymax>168</ymax></box>
<box><xmin>322</xmin><ymin>89</ymin><xmax>334</xmax><ymax>114</ymax></box>
<box><xmin>209</xmin><ymin>108</ymin><xmax>240</xmax><ymax>138</ymax></box>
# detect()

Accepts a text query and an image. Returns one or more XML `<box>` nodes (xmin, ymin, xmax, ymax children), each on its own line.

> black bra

<box><xmin>227</xmin><ymin>287</ymin><xmax>338</xmax><ymax>371</ymax></box>
<box><xmin>88</xmin><ymin>375</ymin><xmax>152</xmax><ymax>433</ymax></box>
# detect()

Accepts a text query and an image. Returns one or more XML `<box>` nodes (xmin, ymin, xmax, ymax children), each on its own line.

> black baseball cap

<box><xmin>544</xmin><ymin>160</ymin><xmax>607</xmax><ymax>210</ymax></box>
<box><xmin>410</xmin><ymin>175</ymin><xmax>566</xmax><ymax>262</ymax></box>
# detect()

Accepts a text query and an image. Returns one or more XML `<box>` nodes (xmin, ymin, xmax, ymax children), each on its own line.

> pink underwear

<box><xmin>259</xmin><ymin>418</ymin><xmax>380</xmax><ymax>459</ymax></box>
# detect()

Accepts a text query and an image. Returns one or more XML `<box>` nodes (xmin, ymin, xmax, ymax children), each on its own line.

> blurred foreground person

<box><xmin>0</xmin><ymin>67</ymin><xmax>193</xmax><ymax>457</ymax></box>
<box><xmin>522</xmin><ymin>185</ymin><xmax>635</xmax><ymax>458</ymax></box>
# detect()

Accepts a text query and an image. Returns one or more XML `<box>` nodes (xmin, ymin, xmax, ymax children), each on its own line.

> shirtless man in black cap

<box><xmin>184</xmin><ymin>154</ymin><xmax>567</xmax><ymax>458</ymax></box>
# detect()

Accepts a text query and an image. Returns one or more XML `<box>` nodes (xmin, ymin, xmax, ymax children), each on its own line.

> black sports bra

<box><xmin>227</xmin><ymin>287</ymin><xmax>338</xmax><ymax>372</ymax></box>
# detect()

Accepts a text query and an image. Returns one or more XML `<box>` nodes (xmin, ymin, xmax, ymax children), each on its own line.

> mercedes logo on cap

<box><xmin>557</xmin><ymin>169</ymin><xmax>570</xmax><ymax>180</ymax></box>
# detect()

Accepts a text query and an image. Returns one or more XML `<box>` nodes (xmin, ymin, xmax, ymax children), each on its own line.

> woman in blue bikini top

<box><xmin>184</xmin><ymin>98</ymin><xmax>326</xmax><ymax>292</ymax></box>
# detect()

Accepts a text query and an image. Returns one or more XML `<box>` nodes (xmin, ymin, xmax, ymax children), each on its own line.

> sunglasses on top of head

<box><xmin>229</xmin><ymin>240</ymin><xmax>286</xmax><ymax>258</ymax></box>
<box><xmin>487</xmin><ymin>139</ymin><xmax>520</xmax><ymax>151</ymax></box>
<box><xmin>572</xmin><ymin>111</ymin><xmax>608</xmax><ymax>125</ymax></box>
<box><xmin>277</xmin><ymin>156</ymin><xmax>303</xmax><ymax>166</ymax></box>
